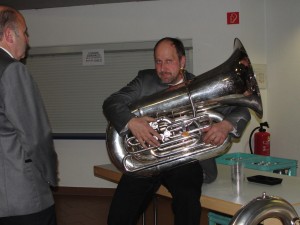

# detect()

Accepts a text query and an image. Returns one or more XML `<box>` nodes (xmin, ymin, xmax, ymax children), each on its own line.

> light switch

<box><xmin>253</xmin><ymin>64</ymin><xmax>267</xmax><ymax>89</ymax></box>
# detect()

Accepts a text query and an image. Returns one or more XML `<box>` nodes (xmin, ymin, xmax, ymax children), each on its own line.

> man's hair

<box><xmin>154</xmin><ymin>37</ymin><xmax>186</xmax><ymax>60</ymax></box>
<box><xmin>0</xmin><ymin>6</ymin><xmax>18</xmax><ymax>40</ymax></box>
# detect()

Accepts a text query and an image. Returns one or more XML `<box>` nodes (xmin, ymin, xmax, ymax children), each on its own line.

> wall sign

<box><xmin>227</xmin><ymin>12</ymin><xmax>239</xmax><ymax>25</ymax></box>
<box><xmin>82</xmin><ymin>49</ymin><xmax>105</xmax><ymax>66</ymax></box>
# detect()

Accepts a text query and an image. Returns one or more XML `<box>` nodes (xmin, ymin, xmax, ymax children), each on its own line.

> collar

<box><xmin>169</xmin><ymin>78</ymin><xmax>184</xmax><ymax>86</ymax></box>
<box><xmin>0</xmin><ymin>47</ymin><xmax>14</xmax><ymax>58</ymax></box>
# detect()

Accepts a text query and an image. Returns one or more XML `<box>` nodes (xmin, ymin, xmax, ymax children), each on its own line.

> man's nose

<box><xmin>159</xmin><ymin>62</ymin><xmax>169</xmax><ymax>71</ymax></box>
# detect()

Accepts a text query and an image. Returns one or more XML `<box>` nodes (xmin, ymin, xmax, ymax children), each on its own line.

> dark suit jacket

<box><xmin>103</xmin><ymin>69</ymin><xmax>250</xmax><ymax>183</ymax></box>
<box><xmin>0</xmin><ymin>48</ymin><xmax>58</xmax><ymax>217</ymax></box>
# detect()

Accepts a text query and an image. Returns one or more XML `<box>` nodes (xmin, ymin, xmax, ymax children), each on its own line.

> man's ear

<box><xmin>4</xmin><ymin>28</ymin><xmax>14</xmax><ymax>44</ymax></box>
<box><xmin>180</xmin><ymin>55</ymin><xmax>186</xmax><ymax>69</ymax></box>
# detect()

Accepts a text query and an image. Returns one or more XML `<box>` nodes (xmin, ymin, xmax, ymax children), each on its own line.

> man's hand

<box><xmin>128</xmin><ymin>116</ymin><xmax>162</xmax><ymax>148</ymax></box>
<box><xmin>202</xmin><ymin>120</ymin><xmax>233</xmax><ymax>146</ymax></box>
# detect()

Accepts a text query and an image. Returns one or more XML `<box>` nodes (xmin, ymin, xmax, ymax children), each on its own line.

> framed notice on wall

<box><xmin>82</xmin><ymin>49</ymin><xmax>105</xmax><ymax>66</ymax></box>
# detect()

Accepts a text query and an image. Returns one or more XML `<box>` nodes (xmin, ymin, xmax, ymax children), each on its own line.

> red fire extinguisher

<box><xmin>249</xmin><ymin>122</ymin><xmax>270</xmax><ymax>156</ymax></box>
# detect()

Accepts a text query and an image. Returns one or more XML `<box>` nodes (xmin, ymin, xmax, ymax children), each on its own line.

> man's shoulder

<box><xmin>137</xmin><ymin>69</ymin><xmax>156</xmax><ymax>76</ymax></box>
<box><xmin>136</xmin><ymin>69</ymin><xmax>160</xmax><ymax>82</ymax></box>
<box><xmin>185</xmin><ymin>71</ymin><xmax>196</xmax><ymax>80</ymax></box>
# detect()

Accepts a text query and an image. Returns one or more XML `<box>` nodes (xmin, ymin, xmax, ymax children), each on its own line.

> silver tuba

<box><xmin>229</xmin><ymin>192</ymin><xmax>300</xmax><ymax>225</ymax></box>
<box><xmin>106</xmin><ymin>38</ymin><xmax>263</xmax><ymax>176</ymax></box>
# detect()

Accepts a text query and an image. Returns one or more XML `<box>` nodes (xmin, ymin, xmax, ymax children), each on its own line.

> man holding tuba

<box><xmin>103</xmin><ymin>37</ymin><xmax>251</xmax><ymax>225</ymax></box>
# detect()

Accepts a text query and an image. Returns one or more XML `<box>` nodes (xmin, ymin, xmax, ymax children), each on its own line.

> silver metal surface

<box><xmin>106</xmin><ymin>38</ymin><xmax>263</xmax><ymax>176</ymax></box>
<box><xmin>229</xmin><ymin>192</ymin><xmax>300</xmax><ymax>225</ymax></box>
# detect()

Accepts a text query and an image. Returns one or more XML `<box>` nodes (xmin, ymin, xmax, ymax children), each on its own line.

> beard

<box><xmin>158</xmin><ymin>71</ymin><xmax>181</xmax><ymax>85</ymax></box>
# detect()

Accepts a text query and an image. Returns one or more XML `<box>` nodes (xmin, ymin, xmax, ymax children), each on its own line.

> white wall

<box><xmin>265</xmin><ymin>1</ymin><xmax>300</xmax><ymax>165</ymax></box>
<box><xmin>20</xmin><ymin>0</ymin><xmax>275</xmax><ymax>188</ymax></box>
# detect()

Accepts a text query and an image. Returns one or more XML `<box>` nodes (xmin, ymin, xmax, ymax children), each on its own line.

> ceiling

<box><xmin>2</xmin><ymin>0</ymin><xmax>153</xmax><ymax>10</ymax></box>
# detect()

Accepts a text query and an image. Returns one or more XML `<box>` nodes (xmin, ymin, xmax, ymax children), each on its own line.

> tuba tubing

<box><xmin>229</xmin><ymin>192</ymin><xmax>300</xmax><ymax>225</ymax></box>
<box><xmin>107</xmin><ymin>110</ymin><xmax>231</xmax><ymax>176</ymax></box>
<box><xmin>106</xmin><ymin>38</ymin><xmax>263</xmax><ymax>176</ymax></box>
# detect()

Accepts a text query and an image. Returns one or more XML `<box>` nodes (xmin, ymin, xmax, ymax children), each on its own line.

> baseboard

<box><xmin>52</xmin><ymin>186</ymin><xmax>115</xmax><ymax>197</ymax></box>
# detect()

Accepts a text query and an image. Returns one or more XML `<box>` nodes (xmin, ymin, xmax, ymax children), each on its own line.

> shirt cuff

<box><xmin>120</xmin><ymin>123</ymin><xmax>129</xmax><ymax>135</ymax></box>
<box><xmin>230</xmin><ymin>126</ymin><xmax>238</xmax><ymax>136</ymax></box>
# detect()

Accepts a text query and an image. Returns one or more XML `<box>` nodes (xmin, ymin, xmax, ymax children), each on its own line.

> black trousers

<box><xmin>107</xmin><ymin>162</ymin><xmax>203</xmax><ymax>225</ymax></box>
<box><xmin>0</xmin><ymin>205</ymin><xmax>57</xmax><ymax>225</ymax></box>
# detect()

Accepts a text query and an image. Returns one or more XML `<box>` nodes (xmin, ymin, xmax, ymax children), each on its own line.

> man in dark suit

<box><xmin>0</xmin><ymin>6</ymin><xmax>58</xmax><ymax>225</ymax></box>
<box><xmin>103</xmin><ymin>37</ymin><xmax>250</xmax><ymax>225</ymax></box>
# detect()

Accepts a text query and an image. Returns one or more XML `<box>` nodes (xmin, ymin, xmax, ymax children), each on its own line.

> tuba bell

<box><xmin>106</xmin><ymin>38</ymin><xmax>263</xmax><ymax>176</ymax></box>
<box><xmin>229</xmin><ymin>192</ymin><xmax>300</xmax><ymax>225</ymax></box>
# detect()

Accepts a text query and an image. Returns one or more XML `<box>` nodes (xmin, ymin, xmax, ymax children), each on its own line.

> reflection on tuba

<box><xmin>106</xmin><ymin>38</ymin><xmax>263</xmax><ymax>176</ymax></box>
<box><xmin>229</xmin><ymin>192</ymin><xmax>300</xmax><ymax>225</ymax></box>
